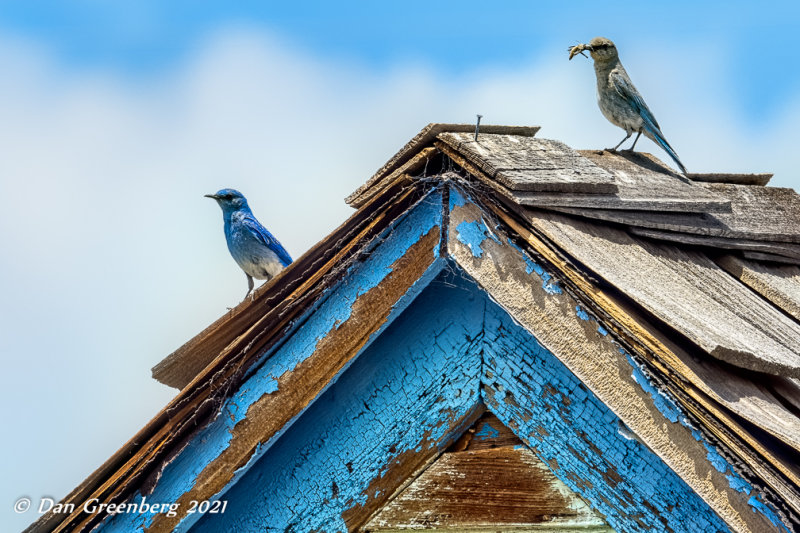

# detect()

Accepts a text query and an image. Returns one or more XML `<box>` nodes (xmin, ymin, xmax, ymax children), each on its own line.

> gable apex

<box><xmin>30</xmin><ymin>125</ymin><xmax>800</xmax><ymax>533</ymax></box>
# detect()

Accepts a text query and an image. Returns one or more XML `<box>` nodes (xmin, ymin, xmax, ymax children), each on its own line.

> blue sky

<box><xmin>1</xmin><ymin>2</ymin><xmax>799</xmax><ymax>120</ymax></box>
<box><xmin>2</xmin><ymin>2</ymin><xmax>799</xmax><ymax>531</ymax></box>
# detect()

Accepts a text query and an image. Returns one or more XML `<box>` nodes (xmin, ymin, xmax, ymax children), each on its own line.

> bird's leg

<box><xmin>628</xmin><ymin>131</ymin><xmax>642</xmax><ymax>151</ymax></box>
<box><xmin>609</xmin><ymin>131</ymin><xmax>632</xmax><ymax>152</ymax></box>
<box><xmin>244</xmin><ymin>274</ymin><xmax>254</xmax><ymax>301</ymax></box>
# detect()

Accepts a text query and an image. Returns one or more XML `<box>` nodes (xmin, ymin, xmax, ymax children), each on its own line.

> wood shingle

<box><xmin>28</xmin><ymin>124</ymin><xmax>800</xmax><ymax>533</ymax></box>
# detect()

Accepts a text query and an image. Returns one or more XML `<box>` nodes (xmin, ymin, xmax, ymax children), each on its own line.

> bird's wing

<box><xmin>610</xmin><ymin>70</ymin><xmax>661</xmax><ymax>130</ymax></box>
<box><xmin>610</xmin><ymin>69</ymin><xmax>686</xmax><ymax>173</ymax></box>
<box><xmin>241</xmin><ymin>214</ymin><xmax>293</xmax><ymax>267</ymax></box>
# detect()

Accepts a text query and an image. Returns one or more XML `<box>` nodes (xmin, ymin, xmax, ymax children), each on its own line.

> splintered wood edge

<box><xmin>716</xmin><ymin>255</ymin><xmax>800</xmax><ymax>322</ymax></box>
<box><xmin>152</xmin><ymin>177</ymin><xmax>423</xmax><ymax>389</ymax></box>
<box><xmin>346</xmin><ymin>123</ymin><xmax>540</xmax><ymax>207</ymax></box>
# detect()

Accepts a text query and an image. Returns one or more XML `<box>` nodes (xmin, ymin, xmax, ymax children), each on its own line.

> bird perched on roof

<box><xmin>569</xmin><ymin>37</ymin><xmax>687</xmax><ymax>174</ymax></box>
<box><xmin>205</xmin><ymin>188</ymin><xmax>292</xmax><ymax>299</ymax></box>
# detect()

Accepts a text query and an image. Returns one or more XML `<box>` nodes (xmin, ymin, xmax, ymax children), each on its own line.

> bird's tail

<box><xmin>643</xmin><ymin>123</ymin><xmax>687</xmax><ymax>174</ymax></box>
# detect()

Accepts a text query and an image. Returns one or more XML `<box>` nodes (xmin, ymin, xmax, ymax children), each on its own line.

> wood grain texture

<box><xmin>522</xmin><ymin>209</ymin><xmax>800</xmax><ymax>378</ymax></box>
<box><xmin>437</xmin><ymin>132</ymin><xmax>618</xmax><ymax>193</ymax></box>
<box><xmin>535</xmin><ymin>149</ymin><xmax>730</xmax><ymax>212</ymax></box>
<box><xmin>687</xmin><ymin>173</ymin><xmax>773</xmax><ymax>186</ymax></box>
<box><xmin>716</xmin><ymin>255</ymin><xmax>800</xmax><ymax>321</ymax></box>
<box><xmin>447</xmin><ymin>189</ymin><xmax>778</xmax><ymax>533</ymax></box>
<box><xmin>478</xmin><ymin>193</ymin><xmax>800</xmax><ymax>523</ymax></box>
<box><xmin>347</xmin><ymin>123</ymin><xmax>539</xmax><ymax>207</ymax></box>
<box><xmin>628</xmin><ymin>227</ymin><xmax>800</xmax><ymax>263</ymax></box>
<box><xmin>365</xmin><ymin>414</ymin><xmax>610</xmax><ymax>532</ymax></box>
<box><xmin>551</xmin><ymin>183</ymin><xmax>800</xmax><ymax>244</ymax></box>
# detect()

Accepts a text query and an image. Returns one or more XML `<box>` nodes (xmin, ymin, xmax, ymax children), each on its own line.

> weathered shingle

<box><xmin>437</xmin><ymin>131</ymin><xmax>618</xmax><ymax>193</ymax></box>
<box><xmin>38</xmin><ymin>124</ymin><xmax>800</xmax><ymax>533</ymax></box>
<box><xmin>525</xmin><ymin>209</ymin><xmax>800</xmax><ymax>377</ymax></box>
<box><xmin>717</xmin><ymin>255</ymin><xmax>800</xmax><ymax>321</ymax></box>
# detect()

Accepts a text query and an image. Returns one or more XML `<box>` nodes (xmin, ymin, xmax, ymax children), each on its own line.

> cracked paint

<box><xmin>95</xmin><ymin>185</ymin><xmax>787</xmax><ymax>533</ymax></box>
<box><xmin>98</xmin><ymin>193</ymin><xmax>444</xmax><ymax>533</ymax></box>
<box><xmin>507</xmin><ymin>238</ymin><xmax>562</xmax><ymax>295</ymax></box>
<box><xmin>192</xmin><ymin>272</ymin><xmax>485</xmax><ymax>532</ymax></box>
<box><xmin>624</xmin><ymin>352</ymin><xmax>789</xmax><ymax>531</ymax></box>
<box><xmin>482</xmin><ymin>301</ymin><xmax>732</xmax><ymax>533</ymax></box>
<box><xmin>455</xmin><ymin>219</ymin><xmax>501</xmax><ymax>258</ymax></box>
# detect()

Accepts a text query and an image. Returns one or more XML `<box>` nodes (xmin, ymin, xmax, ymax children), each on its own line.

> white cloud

<box><xmin>1</xmin><ymin>26</ymin><xmax>798</xmax><ymax>530</ymax></box>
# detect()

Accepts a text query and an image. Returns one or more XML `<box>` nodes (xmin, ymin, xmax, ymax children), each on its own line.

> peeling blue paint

<box><xmin>624</xmin><ymin>352</ymin><xmax>789</xmax><ymax>531</ymax></box>
<box><xmin>625</xmin><ymin>352</ymin><xmax>681</xmax><ymax>424</ymax></box>
<box><xmin>704</xmin><ymin>442</ymin><xmax>729</xmax><ymax>474</ymax></box>
<box><xmin>597</xmin><ymin>325</ymin><xmax>608</xmax><ymax>336</ymax></box>
<box><xmin>449</xmin><ymin>185</ymin><xmax>467</xmax><ymax>209</ymax></box>
<box><xmin>98</xmin><ymin>192</ymin><xmax>446</xmax><ymax>533</ymax></box>
<box><xmin>193</xmin><ymin>271</ymin><xmax>485</xmax><ymax>532</ymax></box>
<box><xmin>727</xmin><ymin>474</ymin><xmax>752</xmax><ymax>495</ymax></box>
<box><xmin>483</xmin><ymin>302</ymin><xmax>732</xmax><ymax>533</ymax></box>
<box><xmin>749</xmin><ymin>495</ymin><xmax>792</xmax><ymax>533</ymax></box>
<box><xmin>506</xmin><ymin>238</ymin><xmax>562</xmax><ymax>295</ymax></box>
<box><xmin>575</xmin><ymin>305</ymin><xmax>590</xmax><ymax>321</ymax></box>
<box><xmin>475</xmin><ymin>423</ymin><xmax>500</xmax><ymax>441</ymax></box>
<box><xmin>455</xmin><ymin>218</ymin><xmax>501</xmax><ymax>258</ymax></box>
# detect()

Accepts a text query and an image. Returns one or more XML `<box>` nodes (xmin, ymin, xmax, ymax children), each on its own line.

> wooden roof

<box><xmin>29</xmin><ymin>124</ymin><xmax>800</xmax><ymax>533</ymax></box>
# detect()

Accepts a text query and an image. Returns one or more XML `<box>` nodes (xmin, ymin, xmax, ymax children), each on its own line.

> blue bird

<box><xmin>569</xmin><ymin>37</ymin><xmax>687</xmax><ymax>174</ymax></box>
<box><xmin>205</xmin><ymin>189</ymin><xmax>292</xmax><ymax>299</ymax></box>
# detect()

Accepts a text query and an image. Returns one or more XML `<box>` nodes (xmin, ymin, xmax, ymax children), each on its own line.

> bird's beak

<box><xmin>204</xmin><ymin>194</ymin><xmax>219</xmax><ymax>200</ymax></box>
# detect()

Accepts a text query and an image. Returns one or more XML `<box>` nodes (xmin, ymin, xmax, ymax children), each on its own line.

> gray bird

<box><xmin>569</xmin><ymin>37</ymin><xmax>686</xmax><ymax>174</ymax></box>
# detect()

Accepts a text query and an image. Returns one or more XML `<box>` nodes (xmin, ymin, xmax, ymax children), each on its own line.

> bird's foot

<box><xmin>601</xmin><ymin>148</ymin><xmax>618</xmax><ymax>154</ymax></box>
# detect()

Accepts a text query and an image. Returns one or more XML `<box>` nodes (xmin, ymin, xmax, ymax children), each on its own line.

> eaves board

<box><xmin>26</xmin><ymin>181</ymin><xmax>439</xmax><ymax>533</ymax></box>
<box><xmin>441</xmin><ymin>186</ymin><xmax>792</xmax><ymax>532</ymax></box>
<box><xmin>475</xmin><ymin>188</ymin><xmax>800</xmax><ymax>523</ymax></box>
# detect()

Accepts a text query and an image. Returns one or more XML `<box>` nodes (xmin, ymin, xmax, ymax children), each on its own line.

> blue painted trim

<box><xmin>192</xmin><ymin>271</ymin><xmax>485</xmax><ymax>532</ymax></box>
<box><xmin>97</xmin><ymin>186</ymin><xmax>785</xmax><ymax>533</ymax></box>
<box><xmin>192</xmin><ymin>265</ymin><xmax>736</xmax><ymax>532</ymax></box>
<box><xmin>482</xmin><ymin>297</ymin><xmax>732</xmax><ymax>533</ymax></box>
<box><xmin>98</xmin><ymin>192</ymin><xmax>446</xmax><ymax>532</ymax></box>
<box><xmin>624</xmin><ymin>351</ymin><xmax>788</xmax><ymax>530</ymax></box>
